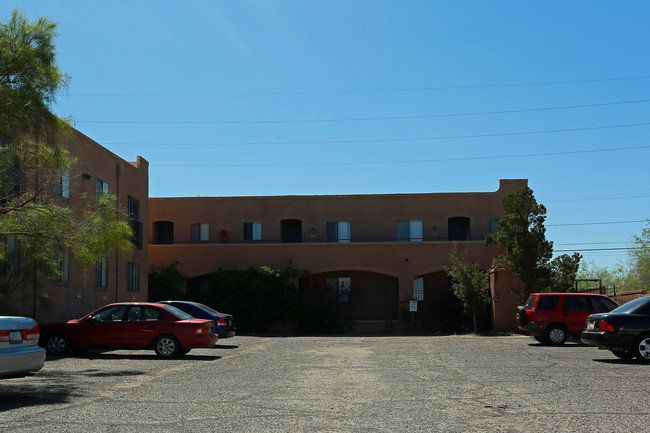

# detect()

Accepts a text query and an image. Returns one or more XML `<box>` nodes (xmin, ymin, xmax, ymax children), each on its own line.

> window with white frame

<box><xmin>398</xmin><ymin>220</ymin><xmax>423</xmax><ymax>242</ymax></box>
<box><xmin>54</xmin><ymin>169</ymin><xmax>70</xmax><ymax>199</ymax></box>
<box><xmin>243</xmin><ymin>222</ymin><xmax>262</xmax><ymax>240</ymax></box>
<box><xmin>191</xmin><ymin>223</ymin><xmax>210</xmax><ymax>241</ymax></box>
<box><xmin>127</xmin><ymin>262</ymin><xmax>139</xmax><ymax>292</ymax></box>
<box><xmin>413</xmin><ymin>277</ymin><xmax>424</xmax><ymax>301</ymax></box>
<box><xmin>96</xmin><ymin>256</ymin><xmax>108</xmax><ymax>287</ymax></box>
<box><xmin>326</xmin><ymin>221</ymin><xmax>350</xmax><ymax>243</ymax></box>
<box><xmin>326</xmin><ymin>277</ymin><xmax>351</xmax><ymax>302</ymax></box>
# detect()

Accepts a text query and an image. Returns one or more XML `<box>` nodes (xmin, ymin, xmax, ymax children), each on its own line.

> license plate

<box><xmin>9</xmin><ymin>330</ymin><xmax>22</xmax><ymax>344</ymax></box>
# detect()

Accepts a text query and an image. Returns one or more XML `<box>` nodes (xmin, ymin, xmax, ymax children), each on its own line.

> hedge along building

<box><xmin>148</xmin><ymin>179</ymin><xmax>526</xmax><ymax>333</ymax></box>
<box><xmin>1</xmin><ymin>129</ymin><xmax>149</xmax><ymax>323</ymax></box>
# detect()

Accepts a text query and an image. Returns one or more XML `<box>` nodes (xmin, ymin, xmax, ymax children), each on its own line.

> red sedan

<box><xmin>40</xmin><ymin>302</ymin><xmax>218</xmax><ymax>357</ymax></box>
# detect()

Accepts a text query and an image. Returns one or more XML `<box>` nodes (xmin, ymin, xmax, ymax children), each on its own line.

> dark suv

<box><xmin>516</xmin><ymin>293</ymin><xmax>618</xmax><ymax>345</ymax></box>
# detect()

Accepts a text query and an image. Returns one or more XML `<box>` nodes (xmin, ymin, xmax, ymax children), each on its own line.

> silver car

<box><xmin>0</xmin><ymin>316</ymin><xmax>46</xmax><ymax>378</ymax></box>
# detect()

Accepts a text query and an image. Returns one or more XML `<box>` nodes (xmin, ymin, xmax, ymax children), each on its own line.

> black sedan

<box><xmin>581</xmin><ymin>296</ymin><xmax>650</xmax><ymax>361</ymax></box>
<box><xmin>157</xmin><ymin>301</ymin><xmax>236</xmax><ymax>339</ymax></box>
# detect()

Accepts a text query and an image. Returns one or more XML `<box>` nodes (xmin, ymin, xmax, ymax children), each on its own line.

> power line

<box><xmin>103</xmin><ymin>122</ymin><xmax>650</xmax><ymax>146</ymax></box>
<box><xmin>547</xmin><ymin>220</ymin><xmax>647</xmax><ymax>227</ymax></box>
<box><xmin>544</xmin><ymin>194</ymin><xmax>650</xmax><ymax>203</ymax></box>
<box><xmin>64</xmin><ymin>75</ymin><xmax>650</xmax><ymax>97</ymax></box>
<box><xmin>75</xmin><ymin>98</ymin><xmax>650</xmax><ymax>125</ymax></box>
<box><xmin>149</xmin><ymin>145</ymin><xmax>650</xmax><ymax>167</ymax></box>
<box><xmin>555</xmin><ymin>242</ymin><xmax>629</xmax><ymax>246</ymax></box>
<box><xmin>555</xmin><ymin>247</ymin><xmax>637</xmax><ymax>253</ymax></box>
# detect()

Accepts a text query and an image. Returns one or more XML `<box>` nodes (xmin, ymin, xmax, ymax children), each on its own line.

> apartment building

<box><xmin>1</xmin><ymin>129</ymin><xmax>149</xmax><ymax>323</ymax></box>
<box><xmin>149</xmin><ymin>179</ymin><xmax>526</xmax><ymax>333</ymax></box>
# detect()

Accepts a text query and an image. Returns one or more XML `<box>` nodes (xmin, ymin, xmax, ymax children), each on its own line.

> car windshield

<box><xmin>610</xmin><ymin>297</ymin><xmax>650</xmax><ymax>314</ymax></box>
<box><xmin>160</xmin><ymin>304</ymin><xmax>193</xmax><ymax>320</ymax></box>
<box><xmin>195</xmin><ymin>303</ymin><xmax>222</xmax><ymax>315</ymax></box>
<box><xmin>524</xmin><ymin>295</ymin><xmax>536</xmax><ymax>309</ymax></box>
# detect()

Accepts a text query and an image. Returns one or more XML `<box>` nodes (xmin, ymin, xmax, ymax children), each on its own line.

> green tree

<box><xmin>485</xmin><ymin>187</ymin><xmax>581</xmax><ymax>300</ymax></box>
<box><xmin>548</xmin><ymin>253</ymin><xmax>582</xmax><ymax>292</ymax></box>
<box><xmin>0</xmin><ymin>9</ymin><xmax>70</xmax><ymax>145</ymax></box>
<box><xmin>0</xmin><ymin>10</ymin><xmax>133</xmax><ymax>312</ymax></box>
<box><xmin>627</xmin><ymin>220</ymin><xmax>650</xmax><ymax>292</ymax></box>
<box><xmin>445</xmin><ymin>247</ymin><xmax>491</xmax><ymax>333</ymax></box>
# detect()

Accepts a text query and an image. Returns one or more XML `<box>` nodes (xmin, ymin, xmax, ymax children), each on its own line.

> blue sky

<box><xmin>4</xmin><ymin>1</ymin><xmax>650</xmax><ymax>270</ymax></box>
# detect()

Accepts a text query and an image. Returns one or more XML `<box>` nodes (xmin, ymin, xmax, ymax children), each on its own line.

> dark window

<box><xmin>536</xmin><ymin>296</ymin><xmax>560</xmax><ymax>310</ymax></box>
<box><xmin>127</xmin><ymin>197</ymin><xmax>139</xmax><ymax>220</ymax></box>
<box><xmin>126</xmin><ymin>197</ymin><xmax>143</xmax><ymax>248</ymax></box>
<box><xmin>131</xmin><ymin>221</ymin><xmax>143</xmax><ymax>249</ymax></box>
<box><xmin>563</xmin><ymin>296</ymin><xmax>589</xmax><ymax>312</ymax></box>
<box><xmin>191</xmin><ymin>223</ymin><xmax>209</xmax><ymax>241</ymax></box>
<box><xmin>96</xmin><ymin>179</ymin><xmax>109</xmax><ymax>197</ymax></box>
<box><xmin>326</xmin><ymin>221</ymin><xmax>351</xmax><ymax>242</ymax></box>
<box><xmin>95</xmin><ymin>257</ymin><xmax>108</xmax><ymax>287</ymax></box>
<box><xmin>127</xmin><ymin>262</ymin><xmax>139</xmax><ymax>292</ymax></box>
<box><xmin>0</xmin><ymin>236</ymin><xmax>20</xmax><ymax>276</ymax></box>
<box><xmin>397</xmin><ymin>220</ymin><xmax>423</xmax><ymax>242</ymax></box>
<box><xmin>153</xmin><ymin>221</ymin><xmax>174</xmax><ymax>244</ymax></box>
<box><xmin>243</xmin><ymin>222</ymin><xmax>262</xmax><ymax>240</ymax></box>
<box><xmin>588</xmin><ymin>297</ymin><xmax>618</xmax><ymax>312</ymax></box>
<box><xmin>636</xmin><ymin>302</ymin><xmax>650</xmax><ymax>316</ymax></box>
<box><xmin>178</xmin><ymin>303</ymin><xmax>201</xmax><ymax>317</ymax></box>
<box><xmin>281</xmin><ymin>219</ymin><xmax>302</xmax><ymax>243</ymax></box>
<box><xmin>54</xmin><ymin>169</ymin><xmax>70</xmax><ymax>198</ymax></box>
<box><xmin>448</xmin><ymin>217</ymin><xmax>470</xmax><ymax>241</ymax></box>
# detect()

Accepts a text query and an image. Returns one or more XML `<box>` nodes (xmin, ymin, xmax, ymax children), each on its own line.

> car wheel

<box><xmin>612</xmin><ymin>350</ymin><xmax>634</xmax><ymax>360</ymax></box>
<box><xmin>153</xmin><ymin>335</ymin><xmax>181</xmax><ymax>358</ymax></box>
<box><xmin>633</xmin><ymin>335</ymin><xmax>650</xmax><ymax>362</ymax></box>
<box><xmin>544</xmin><ymin>325</ymin><xmax>567</xmax><ymax>345</ymax></box>
<box><xmin>46</xmin><ymin>333</ymin><xmax>70</xmax><ymax>356</ymax></box>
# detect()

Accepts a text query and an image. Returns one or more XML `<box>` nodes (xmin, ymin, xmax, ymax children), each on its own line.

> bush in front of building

<box><xmin>193</xmin><ymin>267</ymin><xmax>338</xmax><ymax>334</ymax></box>
<box><xmin>148</xmin><ymin>262</ymin><xmax>187</xmax><ymax>301</ymax></box>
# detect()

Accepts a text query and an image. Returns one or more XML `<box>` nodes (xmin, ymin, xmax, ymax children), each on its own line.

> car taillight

<box><xmin>195</xmin><ymin>324</ymin><xmax>213</xmax><ymax>335</ymax></box>
<box><xmin>216</xmin><ymin>317</ymin><xmax>227</xmax><ymax>326</ymax></box>
<box><xmin>598</xmin><ymin>320</ymin><xmax>615</xmax><ymax>332</ymax></box>
<box><xmin>23</xmin><ymin>325</ymin><xmax>40</xmax><ymax>341</ymax></box>
<box><xmin>0</xmin><ymin>330</ymin><xmax>9</xmax><ymax>342</ymax></box>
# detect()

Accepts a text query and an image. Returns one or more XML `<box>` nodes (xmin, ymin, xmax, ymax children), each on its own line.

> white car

<box><xmin>0</xmin><ymin>316</ymin><xmax>46</xmax><ymax>378</ymax></box>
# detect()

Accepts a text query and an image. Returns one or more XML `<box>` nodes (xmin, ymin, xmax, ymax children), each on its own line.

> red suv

<box><xmin>516</xmin><ymin>293</ymin><xmax>618</xmax><ymax>345</ymax></box>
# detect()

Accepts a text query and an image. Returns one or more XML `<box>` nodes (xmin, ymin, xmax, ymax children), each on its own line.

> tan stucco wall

<box><xmin>15</xmin><ymin>129</ymin><xmax>150</xmax><ymax>323</ymax></box>
<box><xmin>148</xmin><ymin>179</ymin><xmax>527</xmax><ymax>332</ymax></box>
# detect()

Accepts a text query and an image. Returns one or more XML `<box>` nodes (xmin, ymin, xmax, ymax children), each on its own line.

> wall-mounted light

<box><xmin>81</xmin><ymin>172</ymin><xmax>91</xmax><ymax>180</ymax></box>
<box><xmin>432</xmin><ymin>226</ymin><xmax>439</xmax><ymax>236</ymax></box>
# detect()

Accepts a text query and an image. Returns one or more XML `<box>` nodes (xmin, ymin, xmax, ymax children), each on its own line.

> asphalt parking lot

<box><xmin>0</xmin><ymin>335</ymin><xmax>648</xmax><ymax>432</ymax></box>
